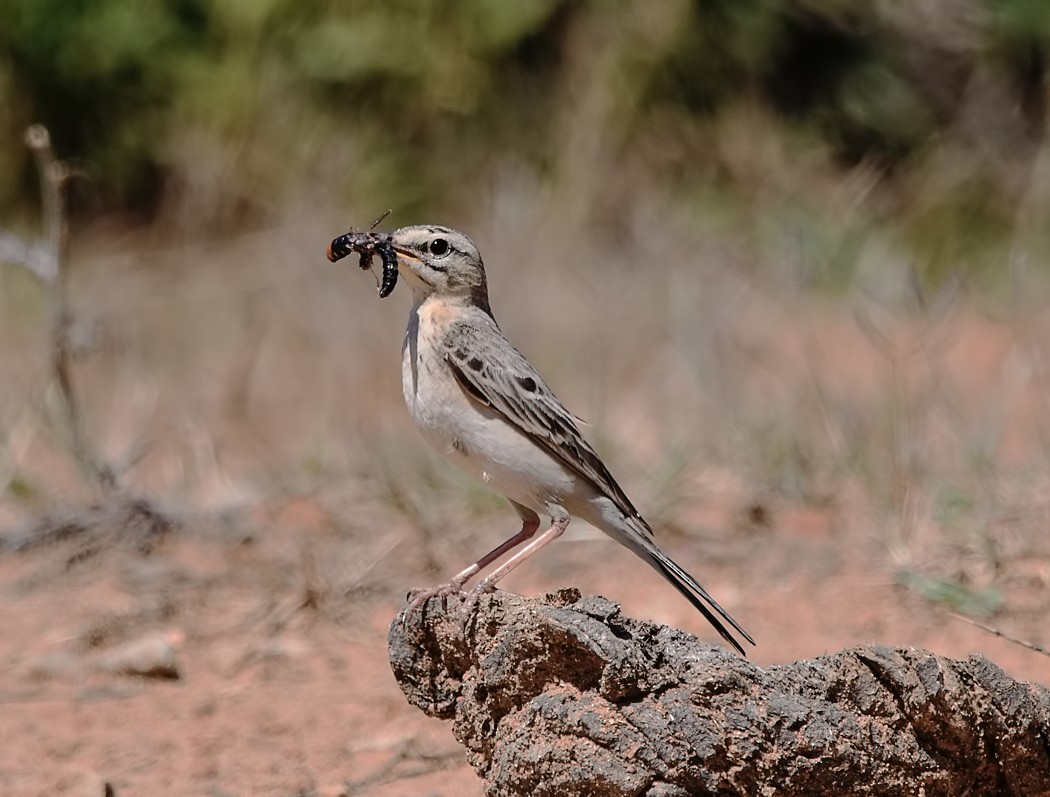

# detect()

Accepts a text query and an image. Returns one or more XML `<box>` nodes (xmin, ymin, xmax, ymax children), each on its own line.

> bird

<box><xmin>377</xmin><ymin>224</ymin><xmax>754</xmax><ymax>655</ymax></box>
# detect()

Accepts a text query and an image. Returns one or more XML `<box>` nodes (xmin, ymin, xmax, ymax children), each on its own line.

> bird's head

<box><xmin>390</xmin><ymin>225</ymin><xmax>489</xmax><ymax>308</ymax></box>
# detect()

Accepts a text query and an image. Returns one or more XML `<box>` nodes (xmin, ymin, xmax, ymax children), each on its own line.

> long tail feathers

<box><xmin>622</xmin><ymin>518</ymin><xmax>755</xmax><ymax>656</ymax></box>
<box><xmin>649</xmin><ymin>546</ymin><xmax>754</xmax><ymax>656</ymax></box>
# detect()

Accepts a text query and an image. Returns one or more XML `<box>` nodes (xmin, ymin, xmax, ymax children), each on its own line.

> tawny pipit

<box><xmin>375</xmin><ymin>225</ymin><xmax>753</xmax><ymax>655</ymax></box>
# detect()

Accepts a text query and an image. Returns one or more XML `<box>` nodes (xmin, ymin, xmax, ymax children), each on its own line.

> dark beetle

<box><xmin>326</xmin><ymin>230</ymin><xmax>399</xmax><ymax>298</ymax></box>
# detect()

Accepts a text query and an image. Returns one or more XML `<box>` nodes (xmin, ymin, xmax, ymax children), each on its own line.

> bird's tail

<box><xmin>612</xmin><ymin>514</ymin><xmax>755</xmax><ymax>657</ymax></box>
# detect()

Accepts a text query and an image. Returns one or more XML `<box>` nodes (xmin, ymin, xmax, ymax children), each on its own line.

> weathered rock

<box><xmin>389</xmin><ymin>589</ymin><xmax>1050</xmax><ymax>797</ymax></box>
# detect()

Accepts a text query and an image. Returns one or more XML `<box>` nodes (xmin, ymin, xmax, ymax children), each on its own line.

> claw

<box><xmin>457</xmin><ymin>580</ymin><xmax>500</xmax><ymax>636</ymax></box>
<box><xmin>403</xmin><ymin>581</ymin><xmax>466</xmax><ymax>622</ymax></box>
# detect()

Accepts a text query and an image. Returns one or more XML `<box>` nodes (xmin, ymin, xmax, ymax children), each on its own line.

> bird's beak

<box><xmin>391</xmin><ymin>245</ymin><xmax>421</xmax><ymax>262</ymax></box>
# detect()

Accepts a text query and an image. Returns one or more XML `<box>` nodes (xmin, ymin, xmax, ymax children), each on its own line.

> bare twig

<box><xmin>949</xmin><ymin>611</ymin><xmax>1050</xmax><ymax>658</ymax></box>
<box><xmin>343</xmin><ymin>736</ymin><xmax>464</xmax><ymax>795</ymax></box>
<box><xmin>23</xmin><ymin>125</ymin><xmax>116</xmax><ymax>493</ymax></box>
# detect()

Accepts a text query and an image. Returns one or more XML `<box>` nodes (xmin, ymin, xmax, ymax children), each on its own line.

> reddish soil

<box><xmin>0</xmin><ymin>488</ymin><xmax>1046</xmax><ymax>796</ymax></box>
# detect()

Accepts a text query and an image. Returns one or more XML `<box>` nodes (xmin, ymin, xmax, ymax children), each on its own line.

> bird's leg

<box><xmin>404</xmin><ymin>509</ymin><xmax>541</xmax><ymax>618</ymax></box>
<box><xmin>459</xmin><ymin>515</ymin><xmax>571</xmax><ymax>618</ymax></box>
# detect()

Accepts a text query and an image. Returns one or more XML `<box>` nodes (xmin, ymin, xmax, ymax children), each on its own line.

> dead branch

<box><xmin>0</xmin><ymin>128</ymin><xmax>184</xmax><ymax>555</ymax></box>
<box><xmin>343</xmin><ymin>736</ymin><xmax>466</xmax><ymax>795</ymax></box>
<box><xmin>389</xmin><ymin>589</ymin><xmax>1050</xmax><ymax>797</ymax></box>
<box><xmin>0</xmin><ymin>493</ymin><xmax>175</xmax><ymax>555</ymax></box>
<box><xmin>950</xmin><ymin>611</ymin><xmax>1050</xmax><ymax>658</ymax></box>
<box><xmin>23</xmin><ymin>124</ymin><xmax>116</xmax><ymax>492</ymax></box>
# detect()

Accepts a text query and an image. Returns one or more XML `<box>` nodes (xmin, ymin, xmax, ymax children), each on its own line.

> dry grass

<box><xmin>2</xmin><ymin>170</ymin><xmax>1050</xmax><ymax>633</ymax></box>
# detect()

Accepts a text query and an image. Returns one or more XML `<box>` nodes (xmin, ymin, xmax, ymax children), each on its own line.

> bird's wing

<box><xmin>443</xmin><ymin>317</ymin><xmax>643</xmax><ymax>523</ymax></box>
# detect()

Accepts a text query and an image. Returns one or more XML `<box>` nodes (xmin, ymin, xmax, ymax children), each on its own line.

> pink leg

<box><xmin>405</xmin><ymin>511</ymin><xmax>541</xmax><ymax>617</ymax></box>
<box><xmin>455</xmin><ymin>516</ymin><xmax>570</xmax><ymax>622</ymax></box>
<box><xmin>470</xmin><ymin>516</ymin><xmax>570</xmax><ymax>596</ymax></box>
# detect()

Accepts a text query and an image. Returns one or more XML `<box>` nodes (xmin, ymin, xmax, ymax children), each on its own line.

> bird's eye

<box><xmin>429</xmin><ymin>238</ymin><xmax>450</xmax><ymax>257</ymax></box>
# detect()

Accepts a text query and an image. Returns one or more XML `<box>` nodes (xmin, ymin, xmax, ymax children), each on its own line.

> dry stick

<box><xmin>949</xmin><ymin>611</ymin><xmax>1050</xmax><ymax>659</ymax></box>
<box><xmin>343</xmin><ymin>737</ymin><xmax>464</xmax><ymax>795</ymax></box>
<box><xmin>24</xmin><ymin>125</ymin><xmax>116</xmax><ymax>492</ymax></box>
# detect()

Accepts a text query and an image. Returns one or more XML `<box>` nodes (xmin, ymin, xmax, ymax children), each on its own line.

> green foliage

<box><xmin>650</xmin><ymin>0</ymin><xmax>785</xmax><ymax>113</ymax></box>
<box><xmin>898</xmin><ymin>570</ymin><xmax>1004</xmax><ymax>617</ymax></box>
<box><xmin>0</xmin><ymin>0</ymin><xmax>1047</xmax><ymax>287</ymax></box>
<box><xmin>991</xmin><ymin>0</ymin><xmax>1050</xmax><ymax>42</ymax></box>
<box><xmin>1</xmin><ymin>0</ymin><xmax>211</xmax><ymax>203</ymax></box>
<box><xmin>5</xmin><ymin>472</ymin><xmax>38</xmax><ymax>504</ymax></box>
<box><xmin>933</xmin><ymin>483</ymin><xmax>976</xmax><ymax>530</ymax></box>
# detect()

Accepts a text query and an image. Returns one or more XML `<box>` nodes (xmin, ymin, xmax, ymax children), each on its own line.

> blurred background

<box><xmin>1</xmin><ymin>2</ymin><xmax>1049</xmax><ymax>794</ymax></box>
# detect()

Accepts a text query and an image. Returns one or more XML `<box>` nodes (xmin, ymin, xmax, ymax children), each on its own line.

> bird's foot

<box><xmin>458</xmin><ymin>578</ymin><xmax>499</xmax><ymax>624</ymax></box>
<box><xmin>402</xmin><ymin>579</ymin><xmax>501</xmax><ymax>639</ymax></box>
<box><xmin>403</xmin><ymin>581</ymin><xmax>467</xmax><ymax>622</ymax></box>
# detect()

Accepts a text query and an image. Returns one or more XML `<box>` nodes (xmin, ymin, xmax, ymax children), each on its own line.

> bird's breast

<box><xmin>400</xmin><ymin>310</ymin><xmax>577</xmax><ymax>512</ymax></box>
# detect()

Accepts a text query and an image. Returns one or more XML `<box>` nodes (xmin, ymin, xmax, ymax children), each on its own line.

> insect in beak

<box><xmin>326</xmin><ymin>230</ymin><xmax>400</xmax><ymax>298</ymax></box>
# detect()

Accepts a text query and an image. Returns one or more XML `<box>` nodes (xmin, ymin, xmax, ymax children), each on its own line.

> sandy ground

<box><xmin>0</xmin><ymin>486</ymin><xmax>1046</xmax><ymax>796</ymax></box>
